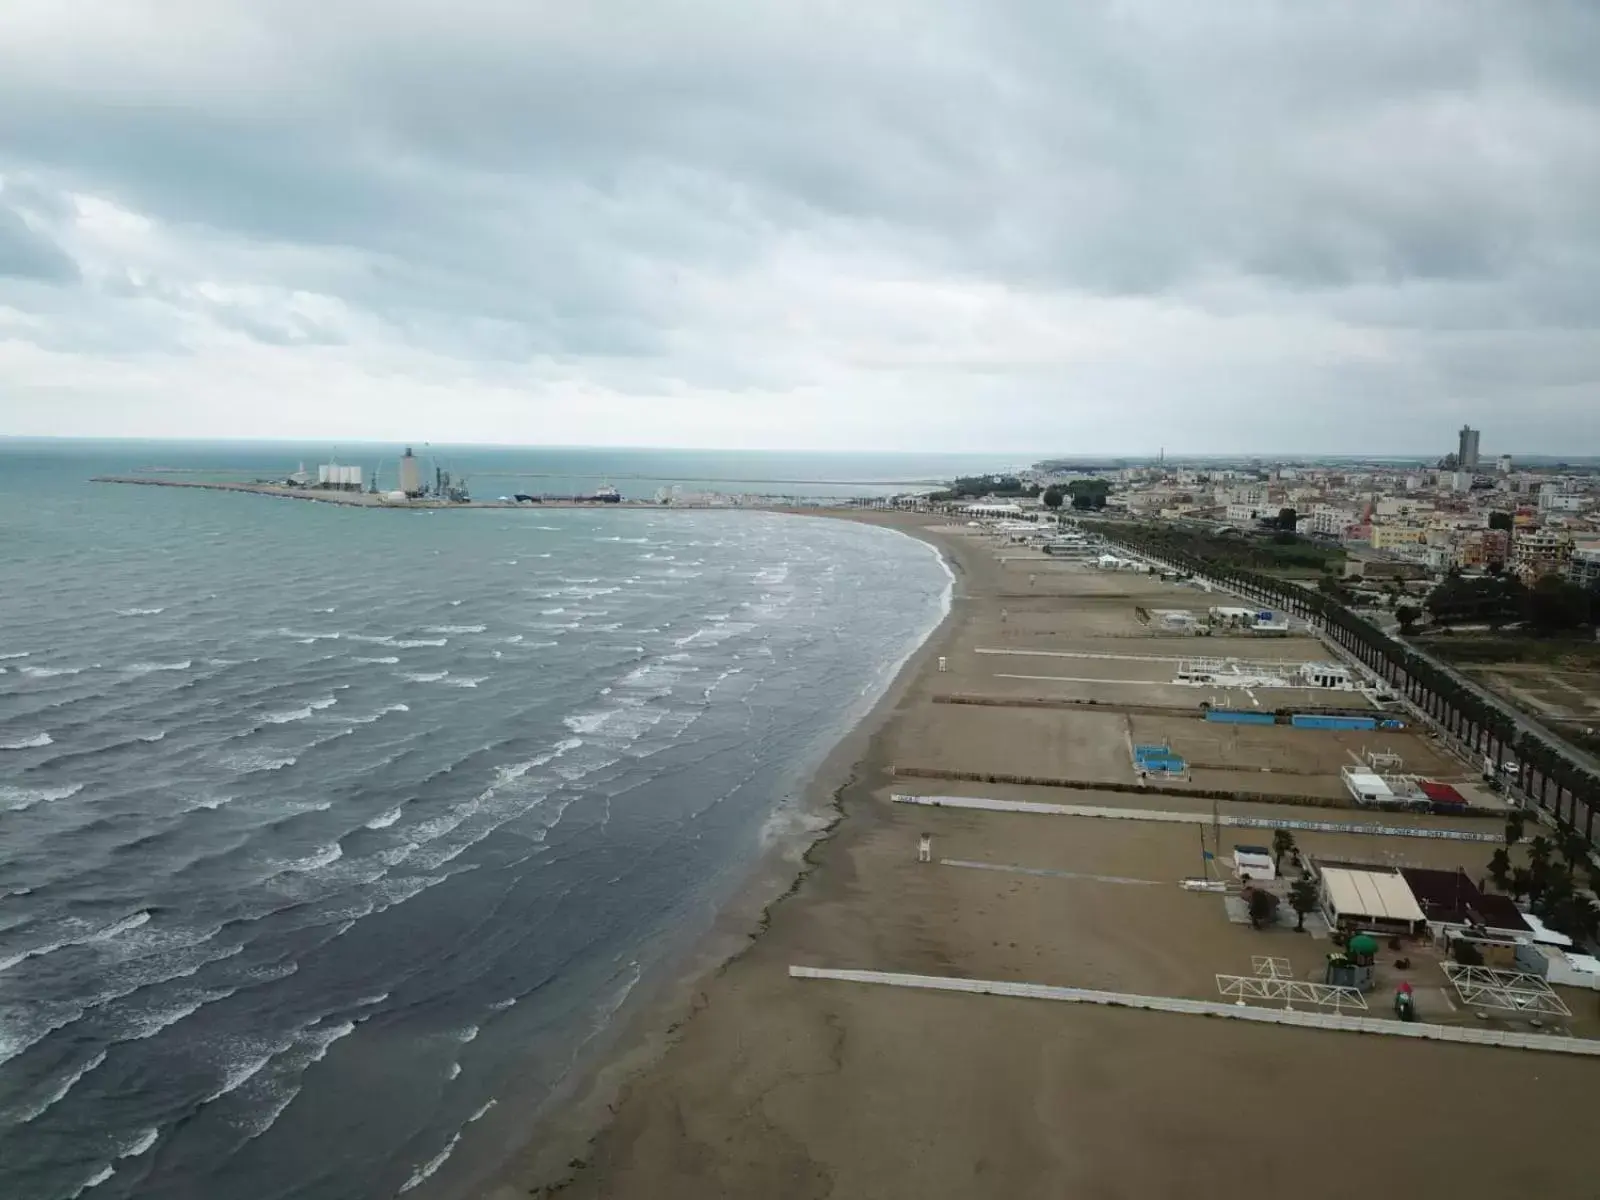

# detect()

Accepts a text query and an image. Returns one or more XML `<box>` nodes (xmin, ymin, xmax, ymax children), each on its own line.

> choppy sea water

<box><xmin>0</xmin><ymin>446</ymin><xmax>951</xmax><ymax>1200</ymax></box>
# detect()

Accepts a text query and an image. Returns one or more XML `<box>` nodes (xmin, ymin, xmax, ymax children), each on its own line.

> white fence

<box><xmin>891</xmin><ymin>794</ymin><xmax>1502</xmax><ymax>843</ymax></box>
<box><xmin>789</xmin><ymin>966</ymin><xmax>1600</xmax><ymax>1056</ymax></box>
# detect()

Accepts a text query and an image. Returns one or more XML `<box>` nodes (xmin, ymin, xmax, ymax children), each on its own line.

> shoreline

<box><xmin>474</xmin><ymin>510</ymin><xmax>968</xmax><ymax>1198</ymax></box>
<box><xmin>488</xmin><ymin>509</ymin><xmax>1600</xmax><ymax>1200</ymax></box>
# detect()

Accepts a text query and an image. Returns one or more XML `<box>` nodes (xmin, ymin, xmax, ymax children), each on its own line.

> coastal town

<box><xmin>531</xmin><ymin>446</ymin><xmax>1600</xmax><ymax>1200</ymax></box>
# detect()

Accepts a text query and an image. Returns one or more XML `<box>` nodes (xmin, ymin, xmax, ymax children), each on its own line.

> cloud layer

<box><xmin>2</xmin><ymin>0</ymin><xmax>1597</xmax><ymax>453</ymax></box>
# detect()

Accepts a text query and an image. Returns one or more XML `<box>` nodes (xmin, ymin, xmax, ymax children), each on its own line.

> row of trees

<box><xmin>1424</xmin><ymin>570</ymin><xmax>1598</xmax><ymax>633</ymax></box>
<box><xmin>1101</xmin><ymin>522</ymin><xmax>1600</xmax><ymax>848</ymax></box>
<box><xmin>927</xmin><ymin>475</ymin><xmax>1038</xmax><ymax>501</ymax></box>
<box><xmin>1042</xmin><ymin>479</ymin><xmax>1111</xmax><ymax>511</ymax></box>
<box><xmin>1486</xmin><ymin>811</ymin><xmax>1600</xmax><ymax>941</ymax></box>
<box><xmin>1115</xmin><ymin>520</ymin><xmax>1342</xmax><ymax>573</ymax></box>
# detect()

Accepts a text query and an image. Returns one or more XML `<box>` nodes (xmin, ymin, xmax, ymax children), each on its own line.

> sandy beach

<box><xmin>486</xmin><ymin>512</ymin><xmax>1597</xmax><ymax>1200</ymax></box>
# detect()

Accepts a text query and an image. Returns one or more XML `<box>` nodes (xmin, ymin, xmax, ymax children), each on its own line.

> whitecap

<box><xmin>0</xmin><ymin>732</ymin><xmax>52</xmax><ymax>750</ymax></box>
<box><xmin>116</xmin><ymin>607</ymin><xmax>165</xmax><ymax>616</ymax></box>
<box><xmin>15</xmin><ymin>1050</ymin><xmax>108</xmax><ymax>1124</ymax></box>
<box><xmin>346</xmin><ymin>634</ymin><xmax>396</xmax><ymax>645</ymax></box>
<box><xmin>182</xmin><ymin>794</ymin><xmax>235</xmax><ymax>812</ymax></box>
<box><xmin>1</xmin><ymin>782</ymin><xmax>84</xmax><ymax>811</ymax></box>
<box><xmin>0</xmin><ymin>911</ymin><xmax>150</xmax><ymax>974</ymax></box>
<box><xmin>0</xmin><ymin>651</ymin><xmax>29</xmax><ymax>660</ymax></box>
<box><xmin>337</xmin><ymin>703</ymin><xmax>409</xmax><ymax>726</ymax></box>
<box><xmin>424</xmin><ymin>624</ymin><xmax>486</xmax><ymax>634</ymax></box>
<box><xmin>469</xmin><ymin>1100</ymin><xmax>497</xmax><ymax>1122</ymax></box>
<box><xmin>204</xmin><ymin>1050</ymin><xmax>276</xmax><ymax>1103</ymax></box>
<box><xmin>275</xmin><ymin>628</ymin><xmax>341</xmax><ymax>641</ymax></box>
<box><xmin>502</xmin><ymin>634</ymin><xmax>524</xmax><ymax>644</ymax></box>
<box><xmin>446</xmin><ymin>1062</ymin><xmax>462</xmax><ymax>1081</ymax></box>
<box><xmin>137</xmin><ymin>731</ymin><xmax>167</xmax><ymax>743</ymax></box>
<box><xmin>365</xmin><ymin>807</ymin><xmax>403</xmax><ymax>829</ymax></box>
<box><xmin>281</xmin><ymin>843</ymin><xmax>343</xmax><ymax>873</ymax></box>
<box><xmin>353</xmin><ymin>655</ymin><xmax>400</xmax><ymax>664</ymax></box>
<box><xmin>19</xmin><ymin>665</ymin><xmax>83</xmax><ymax>678</ymax></box>
<box><xmin>398</xmin><ymin>1132</ymin><xmax>461</xmax><ymax>1194</ymax></box>
<box><xmin>401</xmin><ymin>671</ymin><xmax>449</xmax><ymax>683</ymax></box>
<box><xmin>454</xmin><ymin>1024</ymin><xmax>479</xmax><ymax>1043</ymax></box>
<box><xmin>223</xmin><ymin>751</ymin><xmax>298</xmax><ymax>774</ymax></box>
<box><xmin>124</xmin><ymin>660</ymin><xmax>191</xmax><ymax>675</ymax></box>
<box><xmin>69</xmin><ymin>1163</ymin><xmax>116</xmax><ymax>1199</ymax></box>
<box><xmin>442</xmin><ymin>676</ymin><xmax>485</xmax><ymax>688</ymax></box>
<box><xmin>393</xmin><ymin>638</ymin><xmax>448</xmax><ymax>648</ymax></box>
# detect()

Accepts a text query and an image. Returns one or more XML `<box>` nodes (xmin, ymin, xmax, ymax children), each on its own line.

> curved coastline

<box><xmin>473</xmin><ymin>510</ymin><xmax>967</xmax><ymax>1198</ymax></box>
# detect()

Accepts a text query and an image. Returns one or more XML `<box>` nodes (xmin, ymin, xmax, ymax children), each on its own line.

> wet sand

<box><xmin>486</xmin><ymin>513</ymin><xmax>1596</xmax><ymax>1200</ymax></box>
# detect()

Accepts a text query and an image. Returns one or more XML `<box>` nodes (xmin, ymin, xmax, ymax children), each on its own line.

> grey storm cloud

<box><xmin>0</xmin><ymin>199</ymin><xmax>78</xmax><ymax>283</ymax></box>
<box><xmin>0</xmin><ymin>0</ymin><xmax>1597</xmax><ymax>451</ymax></box>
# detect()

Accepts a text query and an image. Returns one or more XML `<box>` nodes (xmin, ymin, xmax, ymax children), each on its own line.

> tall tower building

<box><xmin>398</xmin><ymin>447</ymin><xmax>422</xmax><ymax>497</ymax></box>
<box><xmin>1457</xmin><ymin>425</ymin><xmax>1481</xmax><ymax>471</ymax></box>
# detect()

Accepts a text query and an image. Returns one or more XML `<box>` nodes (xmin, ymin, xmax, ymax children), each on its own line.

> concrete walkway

<box><xmin>790</xmin><ymin>966</ymin><xmax>1600</xmax><ymax>1056</ymax></box>
<box><xmin>893</xmin><ymin>793</ymin><xmax>1502</xmax><ymax>843</ymax></box>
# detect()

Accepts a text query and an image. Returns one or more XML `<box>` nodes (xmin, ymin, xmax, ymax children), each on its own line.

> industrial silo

<box><xmin>398</xmin><ymin>448</ymin><xmax>422</xmax><ymax>497</ymax></box>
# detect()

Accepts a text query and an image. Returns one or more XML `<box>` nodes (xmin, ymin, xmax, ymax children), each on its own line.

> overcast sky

<box><xmin>1</xmin><ymin>2</ymin><xmax>1597</xmax><ymax>455</ymax></box>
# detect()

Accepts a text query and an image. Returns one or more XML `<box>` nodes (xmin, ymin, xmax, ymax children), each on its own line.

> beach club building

<box><xmin>1314</xmin><ymin>862</ymin><xmax>1427</xmax><ymax>935</ymax></box>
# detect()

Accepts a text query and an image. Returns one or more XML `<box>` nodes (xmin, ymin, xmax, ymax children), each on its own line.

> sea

<box><xmin>0</xmin><ymin>440</ymin><xmax>983</xmax><ymax>1200</ymax></box>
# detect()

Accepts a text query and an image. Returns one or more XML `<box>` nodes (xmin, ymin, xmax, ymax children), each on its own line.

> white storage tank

<box><xmin>398</xmin><ymin>448</ymin><xmax>422</xmax><ymax>496</ymax></box>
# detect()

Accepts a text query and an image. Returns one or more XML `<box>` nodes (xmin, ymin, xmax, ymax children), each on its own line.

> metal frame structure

<box><xmin>1216</xmin><ymin>975</ymin><xmax>1369</xmax><ymax>1012</ymax></box>
<box><xmin>1441</xmin><ymin>964</ymin><xmax>1572</xmax><ymax>1017</ymax></box>
<box><xmin>1215</xmin><ymin>955</ymin><xmax>1368</xmax><ymax>1012</ymax></box>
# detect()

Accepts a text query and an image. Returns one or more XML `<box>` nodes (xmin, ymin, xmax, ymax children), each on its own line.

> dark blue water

<box><xmin>0</xmin><ymin>442</ymin><xmax>954</xmax><ymax>1200</ymax></box>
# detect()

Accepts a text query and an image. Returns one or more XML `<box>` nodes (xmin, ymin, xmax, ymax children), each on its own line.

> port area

<box><xmin>90</xmin><ymin>476</ymin><xmax>647</xmax><ymax>509</ymax></box>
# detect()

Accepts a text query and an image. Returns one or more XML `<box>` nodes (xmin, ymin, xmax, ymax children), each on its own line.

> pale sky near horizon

<box><xmin>1</xmin><ymin>2</ymin><xmax>1597</xmax><ymax>455</ymax></box>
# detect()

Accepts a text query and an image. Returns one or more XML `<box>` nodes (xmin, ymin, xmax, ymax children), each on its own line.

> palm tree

<box><xmin>1488</xmin><ymin>848</ymin><xmax>1512</xmax><ymax>892</ymax></box>
<box><xmin>1505</xmin><ymin>810</ymin><xmax>1527</xmax><ymax>848</ymax></box>
<box><xmin>1272</xmin><ymin>829</ymin><xmax>1297</xmax><ymax>874</ymax></box>
<box><xmin>1510</xmin><ymin>866</ymin><xmax>1533</xmax><ymax>902</ymax></box>
<box><xmin>1529</xmin><ymin>835</ymin><xmax>1555</xmax><ymax>874</ymax></box>
<box><xmin>1289</xmin><ymin>879</ymin><xmax>1320</xmax><ymax>931</ymax></box>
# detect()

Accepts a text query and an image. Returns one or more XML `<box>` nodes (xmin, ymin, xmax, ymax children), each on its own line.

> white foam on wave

<box><xmin>0</xmin><ymin>651</ymin><xmax>29</xmax><ymax>660</ymax></box>
<box><xmin>138</xmin><ymin>730</ymin><xmax>167</xmax><ymax>743</ymax></box>
<box><xmin>442</xmin><ymin>676</ymin><xmax>486</xmax><ymax>688</ymax></box>
<box><xmin>399</xmin><ymin>1132</ymin><xmax>462</xmax><ymax>1194</ymax></box>
<box><xmin>470</xmin><ymin>1099</ymin><xmax>497</xmax><ymax>1122</ymax></box>
<box><xmin>502</xmin><ymin>634</ymin><xmax>524</xmax><ymax>644</ymax></box>
<box><xmin>15</xmin><ymin>1049</ymin><xmax>108</xmax><ymax>1124</ymax></box>
<box><xmin>424</xmin><ymin>624</ymin><xmax>486</xmax><ymax>634</ymax></box>
<box><xmin>365</xmin><ymin>807</ymin><xmax>403</xmax><ymax>829</ymax></box>
<box><xmin>337</xmin><ymin>703</ymin><xmax>409</xmax><ymax>726</ymax></box>
<box><xmin>394</xmin><ymin>637</ymin><xmax>448</xmax><ymax>648</ymax></box>
<box><xmin>455</xmin><ymin>1024</ymin><xmax>479</xmax><ymax>1044</ymax></box>
<box><xmin>1</xmin><ymin>782</ymin><xmax>85</xmax><ymax>811</ymax></box>
<box><xmin>346</xmin><ymin>633</ymin><xmax>396</xmax><ymax>645</ymax></box>
<box><xmin>116</xmin><ymin>607</ymin><xmax>165</xmax><ymax>616</ymax></box>
<box><xmin>0</xmin><ymin>910</ymin><xmax>150</xmax><ymax>974</ymax></box>
<box><xmin>223</xmin><ymin>750</ymin><xmax>299</xmax><ymax>774</ymax></box>
<box><xmin>446</xmin><ymin>1062</ymin><xmax>462</xmax><ymax>1081</ymax></box>
<box><xmin>19</xmin><ymin>665</ymin><xmax>84</xmax><ymax>678</ymax></box>
<box><xmin>182</xmin><ymin>794</ymin><xmax>235</xmax><ymax>812</ymax></box>
<box><xmin>353</xmin><ymin>655</ymin><xmax>400</xmax><ymax>664</ymax></box>
<box><xmin>280</xmin><ymin>843</ymin><xmax>343</xmax><ymax>874</ymax></box>
<box><xmin>69</xmin><ymin>1165</ymin><xmax>116</xmax><ymax>1199</ymax></box>
<box><xmin>0</xmin><ymin>732</ymin><xmax>53</xmax><ymax>750</ymax></box>
<box><xmin>124</xmin><ymin>660</ymin><xmax>192</xmax><ymax>675</ymax></box>
<box><xmin>401</xmin><ymin>670</ymin><xmax>449</xmax><ymax>683</ymax></box>
<box><xmin>261</xmin><ymin>696</ymin><xmax>338</xmax><ymax>725</ymax></box>
<box><xmin>275</xmin><ymin>628</ymin><xmax>341</xmax><ymax>641</ymax></box>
